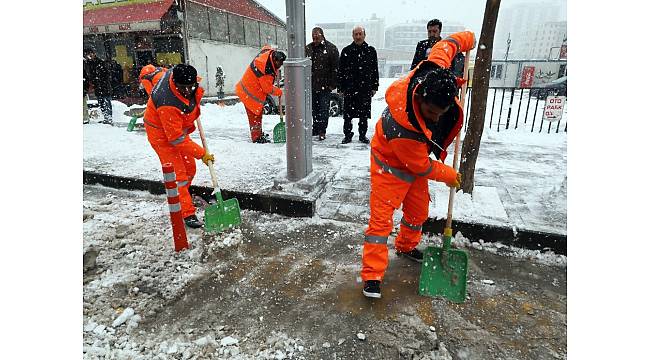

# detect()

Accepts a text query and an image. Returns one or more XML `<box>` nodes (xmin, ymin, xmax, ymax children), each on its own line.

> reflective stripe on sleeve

<box><xmin>372</xmin><ymin>152</ymin><xmax>415</xmax><ymax>183</ymax></box>
<box><xmin>240</xmin><ymin>83</ymin><xmax>266</xmax><ymax>105</ymax></box>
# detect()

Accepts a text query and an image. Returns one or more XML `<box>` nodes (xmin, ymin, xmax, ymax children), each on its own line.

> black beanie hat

<box><xmin>273</xmin><ymin>51</ymin><xmax>286</xmax><ymax>63</ymax></box>
<box><xmin>172</xmin><ymin>64</ymin><xmax>198</xmax><ymax>85</ymax></box>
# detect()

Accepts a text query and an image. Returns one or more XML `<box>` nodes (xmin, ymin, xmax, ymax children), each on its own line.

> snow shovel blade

<box><xmin>419</xmin><ymin>245</ymin><xmax>468</xmax><ymax>303</ymax></box>
<box><xmin>126</xmin><ymin>115</ymin><xmax>138</xmax><ymax>132</ymax></box>
<box><xmin>273</xmin><ymin>121</ymin><xmax>286</xmax><ymax>143</ymax></box>
<box><xmin>204</xmin><ymin>195</ymin><xmax>241</xmax><ymax>234</ymax></box>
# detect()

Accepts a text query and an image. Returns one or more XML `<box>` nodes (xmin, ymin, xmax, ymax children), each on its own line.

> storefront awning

<box><xmin>83</xmin><ymin>0</ymin><xmax>175</xmax><ymax>35</ymax></box>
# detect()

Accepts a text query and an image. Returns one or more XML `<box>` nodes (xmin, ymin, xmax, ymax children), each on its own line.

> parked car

<box><xmin>530</xmin><ymin>76</ymin><xmax>567</xmax><ymax>98</ymax></box>
<box><xmin>264</xmin><ymin>91</ymin><xmax>344</xmax><ymax>117</ymax></box>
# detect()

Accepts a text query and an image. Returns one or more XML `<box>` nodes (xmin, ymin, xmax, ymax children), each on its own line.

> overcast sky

<box><xmin>256</xmin><ymin>0</ymin><xmax>567</xmax><ymax>38</ymax></box>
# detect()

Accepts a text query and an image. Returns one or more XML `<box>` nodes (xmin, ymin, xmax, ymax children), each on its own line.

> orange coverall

<box><xmin>143</xmin><ymin>68</ymin><xmax>206</xmax><ymax>219</ymax></box>
<box><xmin>235</xmin><ymin>45</ymin><xmax>283</xmax><ymax>142</ymax></box>
<box><xmin>361</xmin><ymin>31</ymin><xmax>475</xmax><ymax>281</ymax></box>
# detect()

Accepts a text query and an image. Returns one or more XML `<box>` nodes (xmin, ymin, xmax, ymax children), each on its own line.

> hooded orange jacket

<box><xmin>143</xmin><ymin>68</ymin><xmax>206</xmax><ymax>159</ymax></box>
<box><xmin>235</xmin><ymin>45</ymin><xmax>283</xmax><ymax>115</ymax></box>
<box><xmin>139</xmin><ymin>65</ymin><xmax>167</xmax><ymax>96</ymax></box>
<box><xmin>370</xmin><ymin>31</ymin><xmax>475</xmax><ymax>185</ymax></box>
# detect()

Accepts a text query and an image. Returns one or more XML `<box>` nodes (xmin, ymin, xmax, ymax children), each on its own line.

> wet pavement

<box><xmin>84</xmin><ymin>185</ymin><xmax>566</xmax><ymax>359</ymax></box>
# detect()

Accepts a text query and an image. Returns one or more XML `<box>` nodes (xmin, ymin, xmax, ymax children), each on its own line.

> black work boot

<box><xmin>359</xmin><ymin>135</ymin><xmax>370</xmax><ymax>144</ymax></box>
<box><xmin>363</xmin><ymin>280</ymin><xmax>381</xmax><ymax>299</ymax></box>
<box><xmin>253</xmin><ymin>133</ymin><xmax>271</xmax><ymax>144</ymax></box>
<box><xmin>184</xmin><ymin>215</ymin><xmax>204</xmax><ymax>229</ymax></box>
<box><xmin>341</xmin><ymin>132</ymin><xmax>353</xmax><ymax>144</ymax></box>
<box><xmin>396</xmin><ymin>248</ymin><xmax>424</xmax><ymax>263</ymax></box>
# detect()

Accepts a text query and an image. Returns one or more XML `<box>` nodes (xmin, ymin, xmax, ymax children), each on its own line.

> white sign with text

<box><xmin>543</xmin><ymin>96</ymin><xmax>566</xmax><ymax>122</ymax></box>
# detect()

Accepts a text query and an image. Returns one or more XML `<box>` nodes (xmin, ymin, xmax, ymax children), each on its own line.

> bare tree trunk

<box><xmin>459</xmin><ymin>0</ymin><xmax>501</xmax><ymax>194</ymax></box>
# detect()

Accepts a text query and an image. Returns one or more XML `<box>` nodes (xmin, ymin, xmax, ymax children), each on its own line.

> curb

<box><xmin>83</xmin><ymin>171</ymin><xmax>314</xmax><ymax>218</ymax></box>
<box><xmin>83</xmin><ymin>171</ymin><xmax>567</xmax><ymax>255</ymax></box>
<box><xmin>422</xmin><ymin>218</ymin><xmax>566</xmax><ymax>255</ymax></box>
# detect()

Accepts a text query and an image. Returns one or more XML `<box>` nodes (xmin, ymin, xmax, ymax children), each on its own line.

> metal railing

<box><xmin>462</xmin><ymin>86</ymin><xmax>567</xmax><ymax>134</ymax></box>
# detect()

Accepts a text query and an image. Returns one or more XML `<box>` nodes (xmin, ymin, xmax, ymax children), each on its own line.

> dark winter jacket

<box><xmin>305</xmin><ymin>39</ymin><xmax>339</xmax><ymax>93</ymax></box>
<box><xmin>410</xmin><ymin>37</ymin><xmax>441</xmax><ymax>70</ymax></box>
<box><xmin>411</xmin><ymin>37</ymin><xmax>466</xmax><ymax>76</ymax></box>
<box><xmin>87</xmin><ymin>58</ymin><xmax>113</xmax><ymax>97</ymax></box>
<box><xmin>338</xmin><ymin>41</ymin><xmax>379</xmax><ymax>95</ymax></box>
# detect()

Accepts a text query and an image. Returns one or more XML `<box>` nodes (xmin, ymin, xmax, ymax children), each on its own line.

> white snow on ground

<box><xmin>84</xmin><ymin>77</ymin><xmax>566</xmax><ymax>234</ymax></box>
<box><xmin>83</xmin><ymin>184</ymin><xmax>564</xmax><ymax>359</ymax></box>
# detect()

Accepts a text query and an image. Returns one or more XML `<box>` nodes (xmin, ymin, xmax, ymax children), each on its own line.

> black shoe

<box><xmin>359</xmin><ymin>135</ymin><xmax>370</xmax><ymax>144</ymax></box>
<box><xmin>99</xmin><ymin>120</ymin><xmax>114</xmax><ymax>126</ymax></box>
<box><xmin>341</xmin><ymin>136</ymin><xmax>352</xmax><ymax>144</ymax></box>
<box><xmin>396</xmin><ymin>248</ymin><xmax>424</xmax><ymax>263</ymax></box>
<box><xmin>318</xmin><ymin>133</ymin><xmax>326</xmax><ymax>141</ymax></box>
<box><xmin>253</xmin><ymin>134</ymin><xmax>271</xmax><ymax>143</ymax></box>
<box><xmin>363</xmin><ymin>280</ymin><xmax>381</xmax><ymax>299</ymax></box>
<box><xmin>83</xmin><ymin>120</ymin><xmax>90</xmax><ymax>124</ymax></box>
<box><xmin>184</xmin><ymin>215</ymin><xmax>204</xmax><ymax>229</ymax></box>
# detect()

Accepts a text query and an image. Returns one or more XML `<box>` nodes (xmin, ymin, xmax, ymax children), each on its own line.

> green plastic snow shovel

<box><xmin>419</xmin><ymin>50</ymin><xmax>472</xmax><ymax>303</ymax></box>
<box><xmin>273</xmin><ymin>95</ymin><xmax>286</xmax><ymax>143</ymax></box>
<box><xmin>126</xmin><ymin>111</ymin><xmax>144</xmax><ymax>132</ymax></box>
<box><xmin>196</xmin><ymin>117</ymin><xmax>242</xmax><ymax>233</ymax></box>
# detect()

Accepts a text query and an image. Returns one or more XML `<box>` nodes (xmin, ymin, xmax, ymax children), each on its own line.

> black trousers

<box><xmin>343</xmin><ymin>116</ymin><xmax>368</xmax><ymax>138</ymax></box>
<box><xmin>312</xmin><ymin>91</ymin><xmax>330</xmax><ymax>135</ymax></box>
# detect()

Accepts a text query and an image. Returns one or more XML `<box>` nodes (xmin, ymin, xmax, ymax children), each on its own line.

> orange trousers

<box><xmin>361</xmin><ymin>168</ymin><xmax>430</xmax><ymax>281</ymax></box>
<box><xmin>150</xmin><ymin>143</ymin><xmax>197</xmax><ymax>219</ymax></box>
<box><xmin>245</xmin><ymin>107</ymin><xmax>264</xmax><ymax>142</ymax></box>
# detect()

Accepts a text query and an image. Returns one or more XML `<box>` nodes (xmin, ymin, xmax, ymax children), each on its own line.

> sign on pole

<box><xmin>543</xmin><ymin>96</ymin><xmax>566</xmax><ymax>122</ymax></box>
<box><xmin>520</xmin><ymin>66</ymin><xmax>535</xmax><ymax>88</ymax></box>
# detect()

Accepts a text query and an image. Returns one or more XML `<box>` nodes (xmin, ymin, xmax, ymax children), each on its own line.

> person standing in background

<box><xmin>338</xmin><ymin>26</ymin><xmax>379</xmax><ymax>144</ymax></box>
<box><xmin>306</xmin><ymin>27</ymin><xmax>339</xmax><ymax>141</ymax></box>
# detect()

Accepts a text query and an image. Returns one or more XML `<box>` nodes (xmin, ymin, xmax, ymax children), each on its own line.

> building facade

<box><xmin>314</xmin><ymin>14</ymin><xmax>385</xmax><ymax>51</ymax></box>
<box><xmin>384</xmin><ymin>20</ymin><xmax>465</xmax><ymax>53</ymax></box>
<box><xmin>83</xmin><ymin>0</ymin><xmax>287</xmax><ymax>100</ymax></box>
<box><xmin>493</xmin><ymin>1</ymin><xmax>565</xmax><ymax>59</ymax></box>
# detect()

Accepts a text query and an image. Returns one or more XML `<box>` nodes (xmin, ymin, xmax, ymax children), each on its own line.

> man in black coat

<box><xmin>410</xmin><ymin>19</ymin><xmax>465</xmax><ymax>76</ymax></box>
<box><xmin>84</xmin><ymin>48</ymin><xmax>114</xmax><ymax>125</ymax></box>
<box><xmin>306</xmin><ymin>27</ymin><xmax>339</xmax><ymax>141</ymax></box>
<box><xmin>338</xmin><ymin>26</ymin><xmax>379</xmax><ymax>144</ymax></box>
<box><xmin>410</xmin><ymin>19</ymin><xmax>442</xmax><ymax>70</ymax></box>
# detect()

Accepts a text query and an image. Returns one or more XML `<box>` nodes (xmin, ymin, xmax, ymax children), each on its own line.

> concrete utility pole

<box><xmin>283</xmin><ymin>0</ymin><xmax>313</xmax><ymax>181</ymax></box>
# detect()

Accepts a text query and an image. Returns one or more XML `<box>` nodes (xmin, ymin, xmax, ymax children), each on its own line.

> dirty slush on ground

<box><xmin>83</xmin><ymin>185</ymin><xmax>566</xmax><ymax>360</ymax></box>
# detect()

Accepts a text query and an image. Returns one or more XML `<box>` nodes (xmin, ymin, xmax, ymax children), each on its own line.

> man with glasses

<box><xmin>143</xmin><ymin>64</ymin><xmax>214</xmax><ymax>229</ymax></box>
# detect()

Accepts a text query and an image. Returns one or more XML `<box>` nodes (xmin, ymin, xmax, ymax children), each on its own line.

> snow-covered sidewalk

<box><xmin>84</xmin><ymin>79</ymin><xmax>566</xmax><ymax>234</ymax></box>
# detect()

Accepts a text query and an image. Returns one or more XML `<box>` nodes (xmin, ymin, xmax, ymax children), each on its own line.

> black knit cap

<box><xmin>172</xmin><ymin>64</ymin><xmax>198</xmax><ymax>85</ymax></box>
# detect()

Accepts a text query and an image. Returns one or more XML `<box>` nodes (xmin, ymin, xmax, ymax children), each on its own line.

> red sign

<box><xmin>520</xmin><ymin>66</ymin><xmax>535</xmax><ymax>88</ymax></box>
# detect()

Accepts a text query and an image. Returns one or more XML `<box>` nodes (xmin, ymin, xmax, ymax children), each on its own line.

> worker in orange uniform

<box><xmin>143</xmin><ymin>64</ymin><xmax>214</xmax><ymax>229</ymax></box>
<box><xmin>235</xmin><ymin>45</ymin><xmax>286</xmax><ymax>143</ymax></box>
<box><xmin>361</xmin><ymin>31</ymin><xmax>475</xmax><ymax>298</ymax></box>
<box><xmin>139</xmin><ymin>64</ymin><xmax>167</xmax><ymax>96</ymax></box>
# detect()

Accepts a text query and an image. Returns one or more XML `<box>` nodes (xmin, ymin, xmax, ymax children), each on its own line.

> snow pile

<box><xmin>420</xmin><ymin>232</ymin><xmax>567</xmax><ymax>267</ymax></box>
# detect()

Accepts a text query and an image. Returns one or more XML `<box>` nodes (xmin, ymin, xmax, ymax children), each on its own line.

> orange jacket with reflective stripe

<box><xmin>370</xmin><ymin>31</ymin><xmax>475</xmax><ymax>184</ymax></box>
<box><xmin>143</xmin><ymin>68</ymin><xmax>206</xmax><ymax>159</ymax></box>
<box><xmin>139</xmin><ymin>65</ymin><xmax>167</xmax><ymax>96</ymax></box>
<box><xmin>235</xmin><ymin>45</ymin><xmax>283</xmax><ymax>115</ymax></box>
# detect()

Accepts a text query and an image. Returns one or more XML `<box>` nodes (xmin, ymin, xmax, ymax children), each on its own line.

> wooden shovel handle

<box><xmin>445</xmin><ymin>50</ymin><xmax>472</xmax><ymax>230</ymax></box>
